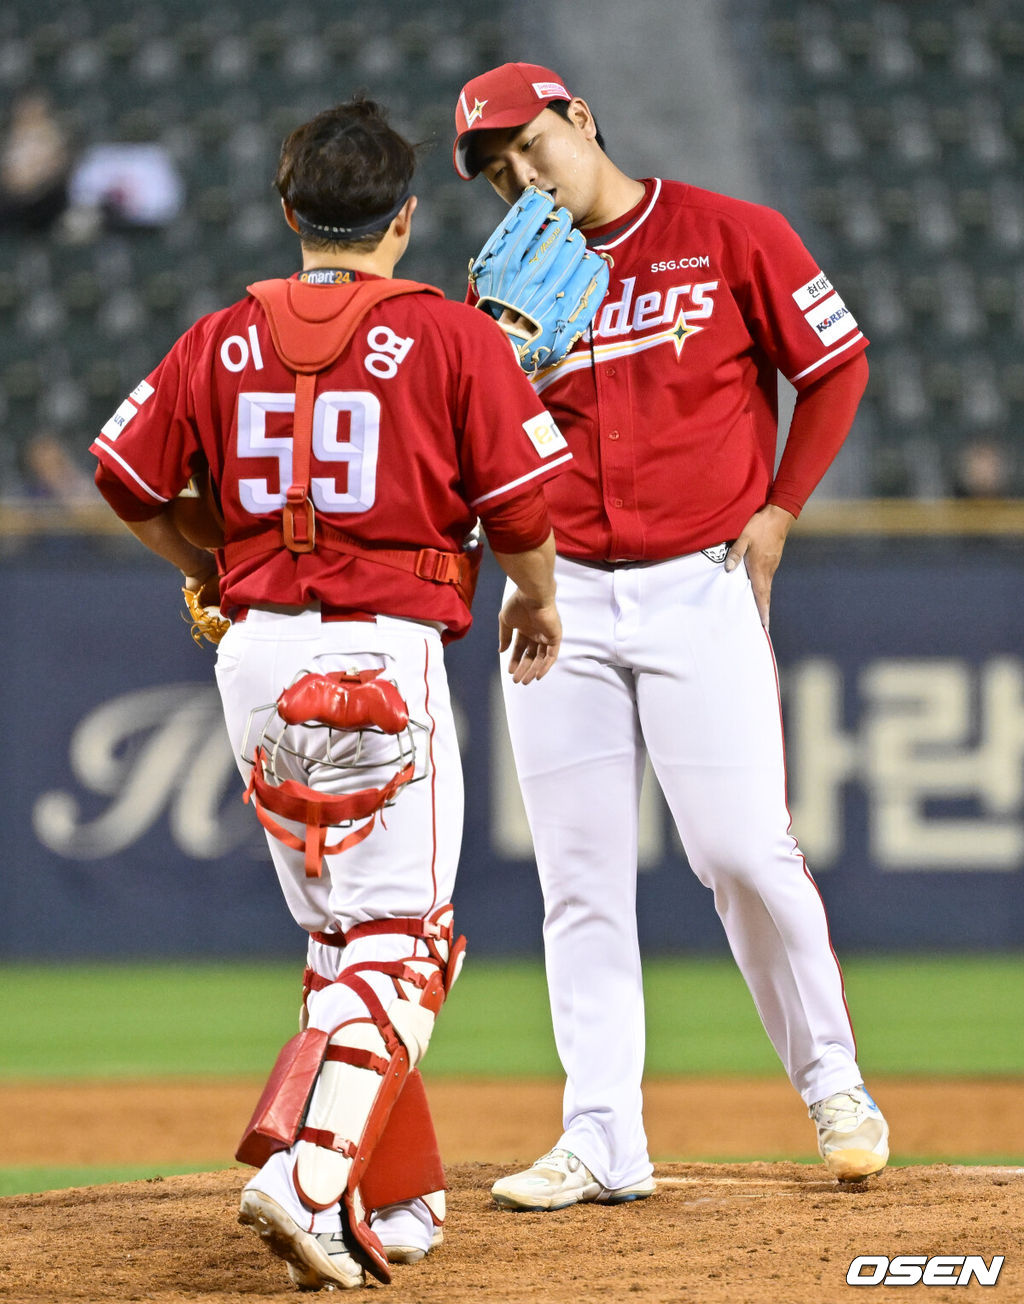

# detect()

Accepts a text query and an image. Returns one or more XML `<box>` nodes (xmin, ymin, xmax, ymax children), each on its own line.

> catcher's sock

<box><xmin>245</xmin><ymin>1150</ymin><xmax>343</xmax><ymax>1234</ymax></box>
<box><xmin>370</xmin><ymin>1198</ymin><xmax>438</xmax><ymax>1263</ymax></box>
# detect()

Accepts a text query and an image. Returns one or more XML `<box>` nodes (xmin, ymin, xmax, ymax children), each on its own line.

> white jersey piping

<box><xmin>470</xmin><ymin>451</ymin><xmax>573</xmax><ymax>507</ymax></box>
<box><xmin>590</xmin><ymin>178</ymin><xmax>663</xmax><ymax>251</ymax></box>
<box><xmin>790</xmin><ymin>332</ymin><xmax>865</xmax><ymax>383</ymax></box>
<box><xmin>94</xmin><ymin>440</ymin><xmax>169</xmax><ymax>503</ymax></box>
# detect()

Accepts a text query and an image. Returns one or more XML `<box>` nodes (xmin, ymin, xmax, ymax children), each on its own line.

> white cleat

<box><xmin>370</xmin><ymin>1198</ymin><xmax>443</xmax><ymax>1265</ymax></box>
<box><xmin>810</xmin><ymin>1084</ymin><xmax>890</xmax><ymax>1182</ymax></box>
<box><xmin>238</xmin><ymin>1188</ymin><xmax>365</xmax><ymax>1290</ymax></box>
<box><xmin>491</xmin><ymin>1148</ymin><xmax>656</xmax><ymax>1211</ymax></box>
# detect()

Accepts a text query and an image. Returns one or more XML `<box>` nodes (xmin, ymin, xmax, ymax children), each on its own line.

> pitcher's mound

<box><xmin>2</xmin><ymin>1162</ymin><xmax>1021</xmax><ymax>1303</ymax></box>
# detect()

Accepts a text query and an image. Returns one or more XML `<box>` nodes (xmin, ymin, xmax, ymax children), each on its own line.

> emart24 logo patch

<box><xmin>846</xmin><ymin>1255</ymin><xmax>1004</xmax><ymax>1286</ymax></box>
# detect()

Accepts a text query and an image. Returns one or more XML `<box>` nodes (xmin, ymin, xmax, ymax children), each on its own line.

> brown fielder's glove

<box><xmin>182</xmin><ymin>577</ymin><xmax>230</xmax><ymax>647</ymax></box>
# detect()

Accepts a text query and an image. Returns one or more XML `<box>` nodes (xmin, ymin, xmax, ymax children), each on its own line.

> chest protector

<box><xmin>223</xmin><ymin>278</ymin><xmax>479</xmax><ymax>605</ymax></box>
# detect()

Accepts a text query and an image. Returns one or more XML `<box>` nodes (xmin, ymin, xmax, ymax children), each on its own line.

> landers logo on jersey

<box><xmin>533</xmin><ymin>275</ymin><xmax>719</xmax><ymax>394</ymax></box>
<box><xmin>595</xmin><ymin>275</ymin><xmax>717</xmax><ymax>362</ymax></box>
<box><xmin>596</xmin><ymin>276</ymin><xmax>718</xmax><ymax>342</ymax></box>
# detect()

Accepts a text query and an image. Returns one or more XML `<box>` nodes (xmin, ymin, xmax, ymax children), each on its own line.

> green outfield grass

<box><xmin>1</xmin><ymin>954</ymin><xmax>1021</xmax><ymax>1195</ymax></box>
<box><xmin>0</xmin><ymin>1163</ymin><xmax>236</xmax><ymax>1197</ymax></box>
<box><xmin>2</xmin><ymin>953</ymin><xmax>1022</xmax><ymax>1079</ymax></box>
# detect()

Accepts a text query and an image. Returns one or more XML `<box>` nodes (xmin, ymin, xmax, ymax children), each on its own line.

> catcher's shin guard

<box><xmin>293</xmin><ymin>906</ymin><xmax>465</xmax><ymax>1281</ymax></box>
<box><xmin>235</xmin><ymin>1027</ymin><xmax>329</xmax><ymax>1169</ymax></box>
<box><xmin>362</xmin><ymin>1068</ymin><xmax>445</xmax><ymax>1227</ymax></box>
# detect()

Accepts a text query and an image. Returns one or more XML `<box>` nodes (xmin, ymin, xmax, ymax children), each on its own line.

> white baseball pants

<box><xmin>501</xmin><ymin>553</ymin><xmax>863</xmax><ymax>1191</ymax></box>
<box><xmin>215</xmin><ymin>608</ymin><xmax>462</xmax><ymax>1234</ymax></box>
<box><xmin>214</xmin><ymin>607</ymin><xmax>462</xmax><ymax>937</ymax></box>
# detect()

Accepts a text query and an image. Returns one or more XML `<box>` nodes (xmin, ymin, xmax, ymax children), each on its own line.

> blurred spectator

<box><xmin>19</xmin><ymin>432</ymin><xmax>96</xmax><ymax>506</ymax></box>
<box><xmin>0</xmin><ymin>91</ymin><xmax>71</xmax><ymax>233</ymax></box>
<box><xmin>951</xmin><ymin>436</ymin><xmax>1015</xmax><ymax>499</ymax></box>
<box><xmin>68</xmin><ymin>142</ymin><xmax>184</xmax><ymax>231</ymax></box>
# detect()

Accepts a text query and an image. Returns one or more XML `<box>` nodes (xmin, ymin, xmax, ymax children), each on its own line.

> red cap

<box><xmin>453</xmin><ymin>62</ymin><xmax>573</xmax><ymax>179</ymax></box>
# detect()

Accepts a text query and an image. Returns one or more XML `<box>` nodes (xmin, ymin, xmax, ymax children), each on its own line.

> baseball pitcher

<box><xmin>452</xmin><ymin>62</ymin><xmax>889</xmax><ymax>1211</ymax></box>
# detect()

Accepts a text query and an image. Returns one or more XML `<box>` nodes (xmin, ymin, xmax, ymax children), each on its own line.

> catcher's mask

<box><xmin>241</xmin><ymin>668</ymin><xmax>427</xmax><ymax>877</ymax></box>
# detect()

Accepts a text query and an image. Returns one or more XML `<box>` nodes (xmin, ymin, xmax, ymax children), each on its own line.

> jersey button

<box><xmin>606</xmin><ymin>366</ymin><xmax>616</xmax><ymax>377</ymax></box>
<box><xmin>612</xmin><ymin>497</ymin><xmax>623</xmax><ymax>508</ymax></box>
<box><xmin>608</xmin><ymin>430</ymin><xmax>620</xmax><ymax>440</ymax></box>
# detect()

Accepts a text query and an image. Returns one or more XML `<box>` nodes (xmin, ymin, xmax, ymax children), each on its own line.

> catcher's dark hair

<box><xmin>275</xmin><ymin>97</ymin><xmax>416</xmax><ymax>252</ymax></box>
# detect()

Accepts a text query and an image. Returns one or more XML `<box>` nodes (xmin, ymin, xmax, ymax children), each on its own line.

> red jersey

<box><xmin>91</xmin><ymin>272</ymin><xmax>570</xmax><ymax>638</ymax></box>
<box><xmin>531</xmin><ymin>178</ymin><xmax>869</xmax><ymax>561</ymax></box>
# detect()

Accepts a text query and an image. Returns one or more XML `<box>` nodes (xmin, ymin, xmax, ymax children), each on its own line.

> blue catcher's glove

<box><xmin>469</xmin><ymin>186</ymin><xmax>611</xmax><ymax>375</ymax></box>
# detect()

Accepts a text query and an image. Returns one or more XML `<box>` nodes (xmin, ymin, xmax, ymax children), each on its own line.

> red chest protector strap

<box><xmin>238</xmin><ymin>277</ymin><xmax>440</xmax><ymax>556</ymax></box>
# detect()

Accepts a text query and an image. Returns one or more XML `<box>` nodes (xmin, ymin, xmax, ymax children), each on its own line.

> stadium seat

<box><xmin>2</xmin><ymin>0</ymin><xmax>1020</xmax><ymax>494</ymax></box>
<box><xmin>752</xmin><ymin>0</ymin><xmax>1023</xmax><ymax>494</ymax></box>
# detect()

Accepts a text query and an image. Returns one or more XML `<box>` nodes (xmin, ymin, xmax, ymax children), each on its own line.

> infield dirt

<box><xmin>1</xmin><ymin>1078</ymin><xmax>1022</xmax><ymax>1303</ymax></box>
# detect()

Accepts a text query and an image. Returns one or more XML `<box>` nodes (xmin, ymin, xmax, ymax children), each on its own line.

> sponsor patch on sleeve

<box><xmin>523</xmin><ymin>411</ymin><xmax>568</xmax><ymax>458</ymax></box>
<box><xmin>100</xmin><ymin>398</ymin><xmax>139</xmax><ymax>441</ymax></box>
<box><xmin>129</xmin><ymin>379</ymin><xmax>155</xmax><ymax>405</ymax></box>
<box><xmin>792</xmin><ymin>271</ymin><xmax>834</xmax><ymax>311</ymax></box>
<box><xmin>803</xmin><ymin>291</ymin><xmax>858</xmax><ymax>346</ymax></box>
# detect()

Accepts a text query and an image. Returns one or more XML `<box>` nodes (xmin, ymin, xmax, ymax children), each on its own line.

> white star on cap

<box><xmin>467</xmin><ymin>97</ymin><xmax>487</xmax><ymax>126</ymax></box>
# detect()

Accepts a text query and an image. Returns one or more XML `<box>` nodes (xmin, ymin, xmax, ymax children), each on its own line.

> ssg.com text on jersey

<box><xmin>649</xmin><ymin>257</ymin><xmax>712</xmax><ymax>272</ymax></box>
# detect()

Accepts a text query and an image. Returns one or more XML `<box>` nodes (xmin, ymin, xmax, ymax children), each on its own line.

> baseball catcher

<box><xmin>89</xmin><ymin>98</ymin><xmax>567</xmax><ymax>1290</ymax></box>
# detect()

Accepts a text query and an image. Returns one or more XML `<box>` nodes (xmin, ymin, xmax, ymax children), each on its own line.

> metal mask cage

<box><xmin>240</xmin><ymin>675</ymin><xmax>429</xmax><ymax>818</ymax></box>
